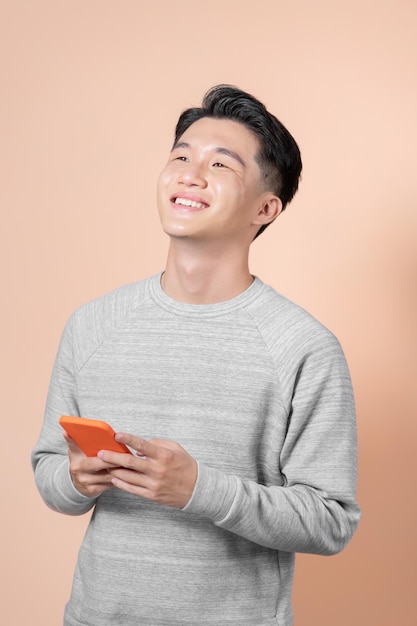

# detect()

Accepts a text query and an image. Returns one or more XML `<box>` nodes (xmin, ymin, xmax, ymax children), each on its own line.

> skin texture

<box><xmin>65</xmin><ymin>431</ymin><xmax>197</xmax><ymax>508</ymax></box>
<box><xmin>157</xmin><ymin>117</ymin><xmax>280</xmax><ymax>246</ymax></box>
<box><xmin>65</xmin><ymin>117</ymin><xmax>282</xmax><ymax>507</ymax></box>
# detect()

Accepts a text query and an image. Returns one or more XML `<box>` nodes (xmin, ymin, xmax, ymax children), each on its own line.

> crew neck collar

<box><xmin>148</xmin><ymin>272</ymin><xmax>265</xmax><ymax>318</ymax></box>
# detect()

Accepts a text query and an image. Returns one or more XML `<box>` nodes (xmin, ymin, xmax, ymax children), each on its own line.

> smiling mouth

<box><xmin>172</xmin><ymin>197</ymin><xmax>209</xmax><ymax>210</ymax></box>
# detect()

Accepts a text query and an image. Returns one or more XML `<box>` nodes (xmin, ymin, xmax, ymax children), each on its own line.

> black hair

<box><xmin>173</xmin><ymin>84</ymin><xmax>302</xmax><ymax>238</ymax></box>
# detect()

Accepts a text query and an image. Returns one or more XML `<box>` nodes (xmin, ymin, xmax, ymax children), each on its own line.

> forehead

<box><xmin>175</xmin><ymin>117</ymin><xmax>261</xmax><ymax>160</ymax></box>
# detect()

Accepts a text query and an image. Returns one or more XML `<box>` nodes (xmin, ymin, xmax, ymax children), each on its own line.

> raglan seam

<box><xmin>242</xmin><ymin>306</ymin><xmax>290</xmax><ymax>420</ymax></box>
<box><xmin>71</xmin><ymin>283</ymin><xmax>153</xmax><ymax>377</ymax></box>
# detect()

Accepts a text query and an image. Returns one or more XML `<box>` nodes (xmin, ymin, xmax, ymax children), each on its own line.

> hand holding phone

<box><xmin>59</xmin><ymin>415</ymin><xmax>132</xmax><ymax>457</ymax></box>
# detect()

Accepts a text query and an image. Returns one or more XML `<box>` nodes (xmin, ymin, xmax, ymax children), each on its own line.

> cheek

<box><xmin>156</xmin><ymin>170</ymin><xmax>173</xmax><ymax>206</ymax></box>
<box><xmin>211</xmin><ymin>177</ymin><xmax>241</xmax><ymax>202</ymax></box>
<box><xmin>157</xmin><ymin>169</ymin><xmax>168</xmax><ymax>191</ymax></box>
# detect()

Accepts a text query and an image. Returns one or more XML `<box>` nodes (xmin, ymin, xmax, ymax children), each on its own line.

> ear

<box><xmin>251</xmin><ymin>193</ymin><xmax>283</xmax><ymax>227</ymax></box>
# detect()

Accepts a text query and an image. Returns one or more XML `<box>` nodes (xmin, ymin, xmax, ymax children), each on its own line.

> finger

<box><xmin>63</xmin><ymin>431</ymin><xmax>120</xmax><ymax>468</ymax></box>
<box><xmin>71</xmin><ymin>469</ymin><xmax>115</xmax><ymax>497</ymax></box>
<box><xmin>63</xmin><ymin>431</ymin><xmax>86</xmax><ymax>455</ymax></box>
<box><xmin>98</xmin><ymin>449</ymin><xmax>148</xmax><ymax>473</ymax></box>
<box><xmin>114</xmin><ymin>433</ymin><xmax>161</xmax><ymax>459</ymax></box>
<box><xmin>108</xmin><ymin>465</ymin><xmax>150</xmax><ymax>486</ymax></box>
<box><xmin>109</xmin><ymin>475</ymin><xmax>151</xmax><ymax>499</ymax></box>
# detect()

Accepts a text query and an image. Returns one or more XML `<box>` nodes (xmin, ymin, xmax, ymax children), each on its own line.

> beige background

<box><xmin>1</xmin><ymin>1</ymin><xmax>416</xmax><ymax>624</ymax></box>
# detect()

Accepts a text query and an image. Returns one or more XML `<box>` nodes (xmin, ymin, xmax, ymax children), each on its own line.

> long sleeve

<box><xmin>31</xmin><ymin>274</ymin><xmax>361</xmax><ymax>625</ymax></box>
<box><xmin>183</xmin><ymin>331</ymin><xmax>360</xmax><ymax>555</ymax></box>
<box><xmin>31</xmin><ymin>316</ymin><xmax>97</xmax><ymax>515</ymax></box>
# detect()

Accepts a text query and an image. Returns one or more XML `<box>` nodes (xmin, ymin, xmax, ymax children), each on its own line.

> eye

<box><xmin>175</xmin><ymin>155</ymin><xmax>188</xmax><ymax>162</ymax></box>
<box><xmin>212</xmin><ymin>162</ymin><xmax>226</xmax><ymax>168</ymax></box>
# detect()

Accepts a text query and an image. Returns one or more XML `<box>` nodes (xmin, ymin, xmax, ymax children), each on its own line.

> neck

<box><xmin>161</xmin><ymin>239</ymin><xmax>253</xmax><ymax>304</ymax></box>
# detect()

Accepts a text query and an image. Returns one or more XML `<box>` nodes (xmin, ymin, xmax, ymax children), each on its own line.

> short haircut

<box><xmin>173</xmin><ymin>84</ymin><xmax>302</xmax><ymax>238</ymax></box>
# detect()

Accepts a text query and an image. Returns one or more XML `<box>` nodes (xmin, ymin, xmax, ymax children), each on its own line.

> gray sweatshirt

<box><xmin>32</xmin><ymin>273</ymin><xmax>361</xmax><ymax>626</ymax></box>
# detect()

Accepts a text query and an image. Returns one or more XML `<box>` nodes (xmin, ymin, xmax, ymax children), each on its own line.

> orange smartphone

<box><xmin>59</xmin><ymin>415</ymin><xmax>132</xmax><ymax>457</ymax></box>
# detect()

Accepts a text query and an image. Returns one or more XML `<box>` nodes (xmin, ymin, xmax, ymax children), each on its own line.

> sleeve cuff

<box><xmin>182</xmin><ymin>461</ymin><xmax>238</xmax><ymax>522</ymax></box>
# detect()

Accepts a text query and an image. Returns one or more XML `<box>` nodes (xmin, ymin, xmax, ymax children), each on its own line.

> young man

<box><xmin>32</xmin><ymin>85</ymin><xmax>361</xmax><ymax>626</ymax></box>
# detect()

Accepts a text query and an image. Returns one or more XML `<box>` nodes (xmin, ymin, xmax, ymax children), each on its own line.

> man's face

<box><xmin>157</xmin><ymin>117</ymin><xmax>272</xmax><ymax>245</ymax></box>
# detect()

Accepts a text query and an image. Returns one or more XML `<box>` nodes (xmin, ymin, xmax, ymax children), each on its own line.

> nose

<box><xmin>178</xmin><ymin>162</ymin><xmax>207</xmax><ymax>188</ymax></box>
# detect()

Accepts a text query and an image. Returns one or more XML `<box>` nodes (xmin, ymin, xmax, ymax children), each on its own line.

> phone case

<box><xmin>59</xmin><ymin>415</ymin><xmax>132</xmax><ymax>456</ymax></box>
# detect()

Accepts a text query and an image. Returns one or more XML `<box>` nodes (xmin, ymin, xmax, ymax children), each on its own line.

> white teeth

<box><xmin>174</xmin><ymin>197</ymin><xmax>205</xmax><ymax>209</ymax></box>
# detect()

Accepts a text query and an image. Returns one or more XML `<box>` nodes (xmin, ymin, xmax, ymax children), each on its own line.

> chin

<box><xmin>161</xmin><ymin>222</ymin><xmax>191</xmax><ymax>238</ymax></box>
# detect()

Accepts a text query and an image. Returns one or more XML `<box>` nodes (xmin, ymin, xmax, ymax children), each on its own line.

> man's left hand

<box><xmin>98</xmin><ymin>433</ymin><xmax>197</xmax><ymax>509</ymax></box>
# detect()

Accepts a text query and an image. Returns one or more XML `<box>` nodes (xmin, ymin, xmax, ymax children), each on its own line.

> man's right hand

<box><xmin>63</xmin><ymin>431</ymin><xmax>118</xmax><ymax>497</ymax></box>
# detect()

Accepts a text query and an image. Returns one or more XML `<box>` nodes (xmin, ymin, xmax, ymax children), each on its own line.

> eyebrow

<box><xmin>172</xmin><ymin>142</ymin><xmax>246</xmax><ymax>167</ymax></box>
